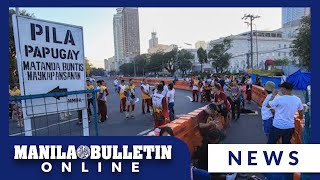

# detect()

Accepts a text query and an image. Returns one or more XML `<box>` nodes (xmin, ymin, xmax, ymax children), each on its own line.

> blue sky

<box><xmin>21</xmin><ymin>8</ymin><xmax>282</xmax><ymax>68</ymax></box>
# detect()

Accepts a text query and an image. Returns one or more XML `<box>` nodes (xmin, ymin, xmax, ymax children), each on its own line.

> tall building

<box><xmin>282</xmin><ymin>8</ymin><xmax>305</xmax><ymax>27</ymax></box>
<box><xmin>149</xmin><ymin>32</ymin><xmax>158</xmax><ymax>49</ymax></box>
<box><xmin>195</xmin><ymin>41</ymin><xmax>207</xmax><ymax>49</ymax></box>
<box><xmin>280</xmin><ymin>7</ymin><xmax>310</xmax><ymax>38</ymax></box>
<box><xmin>113</xmin><ymin>8</ymin><xmax>140</xmax><ymax>71</ymax></box>
<box><xmin>113</xmin><ymin>8</ymin><xmax>125</xmax><ymax>71</ymax></box>
<box><xmin>104</xmin><ymin>57</ymin><xmax>116</xmax><ymax>72</ymax></box>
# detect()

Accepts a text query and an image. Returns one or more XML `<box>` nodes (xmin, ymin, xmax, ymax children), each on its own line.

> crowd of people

<box><xmin>113</xmin><ymin>78</ymin><xmax>176</xmax><ymax>129</ymax></box>
<box><xmin>9</xmin><ymin>72</ymin><xmax>306</xmax><ymax>179</ymax></box>
<box><xmin>187</xmin><ymin>74</ymin><xmax>255</xmax><ymax>125</ymax></box>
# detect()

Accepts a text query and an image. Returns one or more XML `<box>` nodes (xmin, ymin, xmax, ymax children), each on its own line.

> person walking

<box><xmin>245</xmin><ymin>74</ymin><xmax>253</xmax><ymax>104</ymax></box>
<box><xmin>267</xmin><ymin>82</ymin><xmax>304</xmax><ymax>144</ymax></box>
<box><xmin>141</xmin><ymin>79</ymin><xmax>152</xmax><ymax>114</ymax></box>
<box><xmin>124</xmin><ymin>79</ymin><xmax>136</xmax><ymax>118</ymax></box>
<box><xmin>230</xmin><ymin>81</ymin><xmax>241</xmax><ymax>120</ymax></box>
<box><xmin>77</xmin><ymin>80</ymin><xmax>95</xmax><ymax>125</ymax></box>
<box><xmin>118</xmin><ymin>80</ymin><xmax>127</xmax><ymax>113</ymax></box>
<box><xmin>167</xmin><ymin>83</ymin><xmax>175</xmax><ymax>121</ymax></box>
<box><xmin>114</xmin><ymin>78</ymin><xmax>119</xmax><ymax>92</ymax></box>
<box><xmin>192</xmin><ymin>76</ymin><xmax>200</xmax><ymax>102</ymax></box>
<box><xmin>97</xmin><ymin>80</ymin><xmax>108</xmax><ymax>123</ymax></box>
<box><xmin>261</xmin><ymin>81</ymin><xmax>277</xmax><ymax>137</ymax></box>
<box><xmin>86</xmin><ymin>80</ymin><xmax>94</xmax><ymax>122</ymax></box>
<box><xmin>152</xmin><ymin>84</ymin><xmax>169</xmax><ymax>128</ymax></box>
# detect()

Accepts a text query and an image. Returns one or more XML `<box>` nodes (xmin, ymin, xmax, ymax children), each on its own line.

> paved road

<box><xmin>9</xmin><ymin>77</ymin><xmax>267</xmax><ymax>145</ymax></box>
<box><xmin>9</xmin><ymin>78</ymin><xmax>205</xmax><ymax>136</ymax></box>
<box><xmin>92</xmin><ymin>78</ymin><xmax>206</xmax><ymax>136</ymax></box>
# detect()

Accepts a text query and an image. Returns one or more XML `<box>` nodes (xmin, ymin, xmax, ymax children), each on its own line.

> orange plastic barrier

<box><xmin>294</xmin><ymin>173</ymin><xmax>301</xmax><ymax>180</ymax></box>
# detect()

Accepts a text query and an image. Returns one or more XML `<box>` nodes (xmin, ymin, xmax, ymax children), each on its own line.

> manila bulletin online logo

<box><xmin>14</xmin><ymin>144</ymin><xmax>172</xmax><ymax>173</ymax></box>
<box><xmin>76</xmin><ymin>145</ymin><xmax>91</xmax><ymax>159</ymax></box>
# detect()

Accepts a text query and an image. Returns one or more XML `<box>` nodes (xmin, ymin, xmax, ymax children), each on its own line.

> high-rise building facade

<box><xmin>282</xmin><ymin>8</ymin><xmax>305</xmax><ymax>27</ymax></box>
<box><xmin>280</xmin><ymin>7</ymin><xmax>310</xmax><ymax>38</ymax></box>
<box><xmin>113</xmin><ymin>8</ymin><xmax>125</xmax><ymax>71</ymax></box>
<box><xmin>113</xmin><ymin>8</ymin><xmax>140</xmax><ymax>71</ymax></box>
<box><xmin>149</xmin><ymin>32</ymin><xmax>158</xmax><ymax>49</ymax></box>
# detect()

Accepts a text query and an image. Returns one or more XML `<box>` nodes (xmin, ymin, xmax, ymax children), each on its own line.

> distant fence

<box><xmin>9</xmin><ymin>89</ymin><xmax>100</xmax><ymax>136</ymax></box>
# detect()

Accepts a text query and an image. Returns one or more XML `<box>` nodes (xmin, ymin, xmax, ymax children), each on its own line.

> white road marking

<box><xmin>137</xmin><ymin>128</ymin><xmax>152</xmax><ymax>136</ymax></box>
<box><xmin>186</xmin><ymin>96</ymin><xmax>193</xmax><ymax>101</ymax></box>
<box><xmin>242</xmin><ymin>111</ymin><xmax>259</xmax><ymax>115</ymax></box>
<box><xmin>135</xmin><ymin>98</ymin><xmax>140</xmax><ymax>103</ymax></box>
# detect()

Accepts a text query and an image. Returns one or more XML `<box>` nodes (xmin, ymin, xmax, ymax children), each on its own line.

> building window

<box><xmin>272</xmin><ymin>53</ymin><xmax>275</xmax><ymax>56</ymax></box>
<box><xmin>278</xmin><ymin>52</ymin><xmax>281</xmax><ymax>57</ymax></box>
<box><xmin>261</xmin><ymin>53</ymin><xmax>264</xmax><ymax>57</ymax></box>
<box><xmin>279</xmin><ymin>44</ymin><xmax>281</xmax><ymax>48</ymax></box>
<box><xmin>284</xmin><ymin>44</ymin><xmax>287</xmax><ymax>48</ymax></box>
<box><xmin>267</xmin><ymin>53</ymin><xmax>270</xmax><ymax>56</ymax></box>
<box><xmin>284</xmin><ymin>52</ymin><xmax>287</xmax><ymax>57</ymax></box>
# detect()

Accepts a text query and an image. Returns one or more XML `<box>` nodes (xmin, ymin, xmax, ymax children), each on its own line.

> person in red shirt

<box><xmin>213</xmin><ymin>83</ymin><xmax>231</xmax><ymax>128</ymax></box>
<box><xmin>152</xmin><ymin>84</ymin><xmax>169</xmax><ymax>128</ymax></box>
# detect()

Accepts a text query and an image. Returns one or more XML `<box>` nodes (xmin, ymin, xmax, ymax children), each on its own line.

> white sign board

<box><xmin>12</xmin><ymin>15</ymin><xmax>86</xmax><ymax>116</ymax></box>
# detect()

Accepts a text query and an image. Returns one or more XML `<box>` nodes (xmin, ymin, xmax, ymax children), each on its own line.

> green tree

<box><xmin>291</xmin><ymin>16</ymin><xmax>310</xmax><ymax>70</ymax></box>
<box><xmin>178</xmin><ymin>49</ymin><xmax>194</xmax><ymax>76</ymax></box>
<box><xmin>208</xmin><ymin>38</ymin><xmax>232</xmax><ymax>73</ymax></box>
<box><xmin>119</xmin><ymin>63</ymin><xmax>134</xmax><ymax>76</ymax></box>
<box><xmin>147</xmin><ymin>52</ymin><xmax>164</xmax><ymax>76</ymax></box>
<box><xmin>134</xmin><ymin>54</ymin><xmax>149</xmax><ymax>76</ymax></box>
<box><xmin>9</xmin><ymin>9</ymin><xmax>34</xmax><ymax>87</ymax></box>
<box><xmin>197</xmin><ymin>47</ymin><xmax>207</xmax><ymax>74</ymax></box>
<box><xmin>85</xmin><ymin>57</ymin><xmax>92</xmax><ymax>77</ymax></box>
<box><xmin>163</xmin><ymin>48</ymin><xmax>178</xmax><ymax>76</ymax></box>
<box><xmin>90</xmin><ymin>67</ymin><xmax>105</xmax><ymax>76</ymax></box>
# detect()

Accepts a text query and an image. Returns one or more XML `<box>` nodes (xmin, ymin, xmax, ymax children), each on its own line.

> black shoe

<box><xmin>147</xmin><ymin>110</ymin><xmax>150</xmax><ymax>113</ymax></box>
<box><xmin>142</xmin><ymin>112</ymin><xmax>146</xmax><ymax>114</ymax></box>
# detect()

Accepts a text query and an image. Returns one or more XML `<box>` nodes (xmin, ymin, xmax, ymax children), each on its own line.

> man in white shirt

<box><xmin>261</xmin><ymin>81</ymin><xmax>277</xmax><ymax>136</ymax></box>
<box><xmin>161</xmin><ymin>81</ymin><xmax>169</xmax><ymax>97</ymax></box>
<box><xmin>114</xmin><ymin>78</ymin><xmax>118</xmax><ymax>92</ymax></box>
<box><xmin>281</xmin><ymin>73</ymin><xmax>287</xmax><ymax>84</ymax></box>
<box><xmin>141</xmin><ymin>79</ymin><xmax>152</xmax><ymax>114</ymax></box>
<box><xmin>267</xmin><ymin>82</ymin><xmax>304</xmax><ymax>144</ymax></box>
<box><xmin>167</xmin><ymin>83</ymin><xmax>175</xmax><ymax>121</ymax></box>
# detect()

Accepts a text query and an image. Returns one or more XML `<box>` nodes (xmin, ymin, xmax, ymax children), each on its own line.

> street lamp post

<box><xmin>242</xmin><ymin>14</ymin><xmax>260</xmax><ymax>69</ymax></box>
<box><xmin>254</xmin><ymin>24</ymin><xmax>259</xmax><ymax>69</ymax></box>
